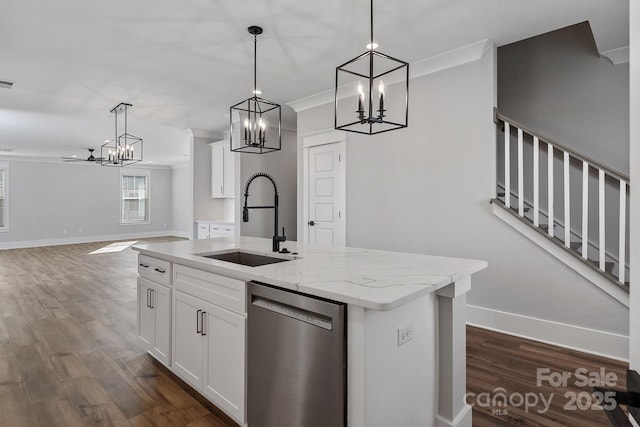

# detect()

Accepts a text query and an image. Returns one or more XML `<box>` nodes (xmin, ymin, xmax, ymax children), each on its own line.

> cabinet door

<box><xmin>222</xmin><ymin>142</ymin><xmax>235</xmax><ymax>198</ymax></box>
<box><xmin>197</xmin><ymin>222</ymin><xmax>210</xmax><ymax>240</ymax></box>
<box><xmin>150</xmin><ymin>282</ymin><xmax>171</xmax><ymax>366</ymax></box>
<box><xmin>211</xmin><ymin>144</ymin><xmax>225</xmax><ymax>198</ymax></box>
<box><xmin>137</xmin><ymin>280</ymin><xmax>154</xmax><ymax>349</ymax></box>
<box><xmin>202</xmin><ymin>301</ymin><xmax>246</xmax><ymax>424</ymax></box>
<box><xmin>172</xmin><ymin>290</ymin><xmax>204</xmax><ymax>389</ymax></box>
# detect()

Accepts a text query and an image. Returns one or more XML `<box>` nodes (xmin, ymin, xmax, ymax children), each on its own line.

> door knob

<box><xmin>308</xmin><ymin>221</ymin><xmax>315</xmax><ymax>226</ymax></box>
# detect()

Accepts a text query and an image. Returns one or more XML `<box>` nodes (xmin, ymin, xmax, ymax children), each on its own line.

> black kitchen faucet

<box><xmin>242</xmin><ymin>172</ymin><xmax>286</xmax><ymax>252</ymax></box>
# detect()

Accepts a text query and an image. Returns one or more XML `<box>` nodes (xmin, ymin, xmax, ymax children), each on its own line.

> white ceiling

<box><xmin>0</xmin><ymin>0</ymin><xmax>628</xmax><ymax>165</ymax></box>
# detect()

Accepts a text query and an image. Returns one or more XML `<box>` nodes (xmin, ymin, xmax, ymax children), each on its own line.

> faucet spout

<box><xmin>242</xmin><ymin>173</ymin><xmax>286</xmax><ymax>252</ymax></box>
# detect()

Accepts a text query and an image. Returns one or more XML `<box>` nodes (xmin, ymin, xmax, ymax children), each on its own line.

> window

<box><xmin>120</xmin><ymin>170</ymin><xmax>150</xmax><ymax>224</ymax></box>
<box><xmin>0</xmin><ymin>162</ymin><xmax>7</xmax><ymax>230</ymax></box>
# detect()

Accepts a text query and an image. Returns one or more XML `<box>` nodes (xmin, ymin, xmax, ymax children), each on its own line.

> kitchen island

<box><xmin>133</xmin><ymin>236</ymin><xmax>487</xmax><ymax>427</ymax></box>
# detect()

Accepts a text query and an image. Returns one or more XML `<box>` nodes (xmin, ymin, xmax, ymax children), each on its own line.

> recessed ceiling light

<box><xmin>366</xmin><ymin>42</ymin><xmax>378</xmax><ymax>49</ymax></box>
<box><xmin>72</xmin><ymin>155</ymin><xmax>78</xmax><ymax>158</ymax></box>
<box><xmin>104</xmin><ymin>139</ymin><xmax>110</xmax><ymax>143</ymax></box>
<box><xmin>252</xmin><ymin>89</ymin><xmax>262</xmax><ymax>95</ymax></box>
<box><xmin>0</xmin><ymin>81</ymin><xmax>14</xmax><ymax>89</ymax></box>
<box><xmin>148</xmin><ymin>160</ymin><xmax>153</xmax><ymax>163</ymax></box>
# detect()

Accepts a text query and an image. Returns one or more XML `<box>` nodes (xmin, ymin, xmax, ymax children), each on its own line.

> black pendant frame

<box><xmin>100</xmin><ymin>103</ymin><xmax>143</xmax><ymax>167</ymax></box>
<box><xmin>230</xmin><ymin>26</ymin><xmax>282</xmax><ymax>154</ymax></box>
<box><xmin>334</xmin><ymin>0</ymin><xmax>409</xmax><ymax>135</ymax></box>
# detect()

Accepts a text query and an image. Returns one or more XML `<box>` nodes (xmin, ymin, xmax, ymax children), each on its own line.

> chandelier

<box><xmin>100</xmin><ymin>103</ymin><xmax>143</xmax><ymax>167</ymax></box>
<box><xmin>334</xmin><ymin>0</ymin><xmax>409</xmax><ymax>135</ymax></box>
<box><xmin>229</xmin><ymin>26</ymin><xmax>281</xmax><ymax>154</ymax></box>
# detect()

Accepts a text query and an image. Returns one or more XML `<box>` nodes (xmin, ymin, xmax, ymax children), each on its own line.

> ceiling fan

<box><xmin>61</xmin><ymin>148</ymin><xmax>105</xmax><ymax>163</ymax></box>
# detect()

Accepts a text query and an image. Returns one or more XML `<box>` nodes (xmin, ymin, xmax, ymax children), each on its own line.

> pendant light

<box><xmin>100</xmin><ymin>103</ymin><xmax>143</xmax><ymax>167</ymax></box>
<box><xmin>334</xmin><ymin>0</ymin><xmax>409</xmax><ymax>135</ymax></box>
<box><xmin>230</xmin><ymin>26</ymin><xmax>281</xmax><ymax>154</ymax></box>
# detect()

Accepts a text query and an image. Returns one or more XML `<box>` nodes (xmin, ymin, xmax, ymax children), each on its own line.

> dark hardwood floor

<box><xmin>0</xmin><ymin>238</ymin><xmax>629</xmax><ymax>426</ymax></box>
<box><xmin>0</xmin><ymin>237</ymin><xmax>234</xmax><ymax>427</ymax></box>
<box><xmin>468</xmin><ymin>326</ymin><xmax>628</xmax><ymax>426</ymax></box>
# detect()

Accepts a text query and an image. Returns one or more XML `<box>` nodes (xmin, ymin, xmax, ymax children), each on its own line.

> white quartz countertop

<box><xmin>132</xmin><ymin>237</ymin><xmax>487</xmax><ymax>310</ymax></box>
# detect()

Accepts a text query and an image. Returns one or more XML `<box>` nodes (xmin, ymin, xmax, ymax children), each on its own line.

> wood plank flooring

<box><xmin>0</xmin><ymin>237</ymin><xmax>235</xmax><ymax>427</ymax></box>
<box><xmin>467</xmin><ymin>326</ymin><xmax>628</xmax><ymax>427</ymax></box>
<box><xmin>0</xmin><ymin>238</ymin><xmax>629</xmax><ymax>426</ymax></box>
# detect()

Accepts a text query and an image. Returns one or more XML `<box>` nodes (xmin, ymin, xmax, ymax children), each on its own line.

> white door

<box><xmin>203</xmin><ymin>301</ymin><xmax>246</xmax><ymax>424</ymax></box>
<box><xmin>137</xmin><ymin>280</ymin><xmax>153</xmax><ymax>349</ymax></box>
<box><xmin>172</xmin><ymin>290</ymin><xmax>204</xmax><ymax>389</ymax></box>
<box><xmin>222</xmin><ymin>141</ymin><xmax>235</xmax><ymax>198</ymax></box>
<box><xmin>211</xmin><ymin>143</ymin><xmax>224</xmax><ymax>197</ymax></box>
<box><xmin>150</xmin><ymin>282</ymin><xmax>171</xmax><ymax>366</ymax></box>
<box><xmin>307</xmin><ymin>142</ymin><xmax>345</xmax><ymax>246</ymax></box>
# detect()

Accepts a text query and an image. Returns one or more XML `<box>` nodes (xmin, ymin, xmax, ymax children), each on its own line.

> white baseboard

<box><xmin>0</xmin><ymin>230</ymin><xmax>189</xmax><ymax>250</ymax></box>
<box><xmin>467</xmin><ymin>304</ymin><xmax>629</xmax><ymax>362</ymax></box>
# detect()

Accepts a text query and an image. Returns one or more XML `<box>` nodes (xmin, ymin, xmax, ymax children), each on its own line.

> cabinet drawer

<box><xmin>209</xmin><ymin>224</ymin><xmax>234</xmax><ymax>236</ymax></box>
<box><xmin>138</xmin><ymin>255</ymin><xmax>172</xmax><ymax>286</ymax></box>
<box><xmin>174</xmin><ymin>264</ymin><xmax>246</xmax><ymax>315</ymax></box>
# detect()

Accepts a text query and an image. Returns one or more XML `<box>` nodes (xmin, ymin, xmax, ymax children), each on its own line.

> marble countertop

<box><xmin>132</xmin><ymin>237</ymin><xmax>487</xmax><ymax>310</ymax></box>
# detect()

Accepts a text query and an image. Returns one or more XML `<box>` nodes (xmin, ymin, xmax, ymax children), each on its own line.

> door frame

<box><xmin>301</xmin><ymin>130</ymin><xmax>347</xmax><ymax>246</ymax></box>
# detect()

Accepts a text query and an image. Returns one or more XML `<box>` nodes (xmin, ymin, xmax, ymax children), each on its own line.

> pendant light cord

<box><xmin>254</xmin><ymin>33</ymin><xmax>257</xmax><ymax>95</ymax></box>
<box><xmin>370</xmin><ymin>0</ymin><xmax>374</xmax><ymax>49</ymax></box>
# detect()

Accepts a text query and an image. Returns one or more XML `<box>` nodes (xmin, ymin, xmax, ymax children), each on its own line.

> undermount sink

<box><xmin>196</xmin><ymin>250</ymin><xmax>293</xmax><ymax>267</ymax></box>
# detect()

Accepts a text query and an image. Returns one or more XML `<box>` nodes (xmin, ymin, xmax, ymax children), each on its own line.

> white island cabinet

<box><xmin>133</xmin><ymin>237</ymin><xmax>487</xmax><ymax>427</ymax></box>
<box><xmin>136</xmin><ymin>255</ymin><xmax>172</xmax><ymax>366</ymax></box>
<box><xmin>172</xmin><ymin>264</ymin><xmax>246</xmax><ymax>424</ymax></box>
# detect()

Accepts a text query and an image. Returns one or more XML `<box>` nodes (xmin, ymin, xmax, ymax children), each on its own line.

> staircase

<box><xmin>491</xmin><ymin>113</ymin><xmax>630</xmax><ymax>302</ymax></box>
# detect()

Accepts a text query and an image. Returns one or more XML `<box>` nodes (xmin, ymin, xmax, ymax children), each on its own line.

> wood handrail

<box><xmin>496</xmin><ymin>112</ymin><xmax>630</xmax><ymax>183</ymax></box>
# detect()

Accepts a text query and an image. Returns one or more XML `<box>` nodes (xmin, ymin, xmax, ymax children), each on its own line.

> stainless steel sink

<box><xmin>197</xmin><ymin>250</ymin><xmax>292</xmax><ymax>267</ymax></box>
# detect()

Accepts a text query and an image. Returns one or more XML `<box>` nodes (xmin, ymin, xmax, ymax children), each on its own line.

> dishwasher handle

<box><xmin>251</xmin><ymin>296</ymin><xmax>333</xmax><ymax>331</ymax></box>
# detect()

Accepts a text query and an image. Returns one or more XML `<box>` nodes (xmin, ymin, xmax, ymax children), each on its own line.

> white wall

<box><xmin>171</xmin><ymin>163</ymin><xmax>191</xmax><ymax>237</ymax></box>
<box><xmin>297</xmin><ymin>47</ymin><xmax>628</xmax><ymax>359</ymax></box>
<box><xmin>0</xmin><ymin>160</ymin><xmax>174</xmax><ymax>248</ymax></box>
<box><xmin>498</xmin><ymin>22</ymin><xmax>629</xmax><ymax>175</ymax></box>
<box><xmin>629</xmin><ymin>0</ymin><xmax>639</xmax><ymax>371</ymax></box>
<box><xmin>239</xmin><ymin>129</ymin><xmax>297</xmax><ymax>241</ymax></box>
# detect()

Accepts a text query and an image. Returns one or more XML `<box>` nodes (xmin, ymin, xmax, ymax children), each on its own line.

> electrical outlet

<box><xmin>397</xmin><ymin>324</ymin><xmax>414</xmax><ymax>346</ymax></box>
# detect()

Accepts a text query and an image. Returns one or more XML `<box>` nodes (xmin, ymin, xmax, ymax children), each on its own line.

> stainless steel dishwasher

<box><xmin>248</xmin><ymin>281</ymin><xmax>346</xmax><ymax>427</ymax></box>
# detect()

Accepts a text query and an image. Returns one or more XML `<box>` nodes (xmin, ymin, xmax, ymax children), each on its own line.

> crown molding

<box><xmin>600</xmin><ymin>46</ymin><xmax>629</xmax><ymax>65</ymax></box>
<box><xmin>170</xmin><ymin>161</ymin><xmax>190</xmax><ymax>169</ymax></box>
<box><xmin>186</xmin><ymin>128</ymin><xmax>224</xmax><ymax>141</ymax></box>
<box><xmin>288</xmin><ymin>39</ymin><xmax>494</xmax><ymax>113</ymax></box>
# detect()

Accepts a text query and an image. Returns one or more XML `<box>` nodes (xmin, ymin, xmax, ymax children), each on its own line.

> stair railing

<box><xmin>495</xmin><ymin>112</ymin><xmax>629</xmax><ymax>285</ymax></box>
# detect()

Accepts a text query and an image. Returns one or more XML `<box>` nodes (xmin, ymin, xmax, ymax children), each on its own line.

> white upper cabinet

<box><xmin>210</xmin><ymin>141</ymin><xmax>235</xmax><ymax>198</ymax></box>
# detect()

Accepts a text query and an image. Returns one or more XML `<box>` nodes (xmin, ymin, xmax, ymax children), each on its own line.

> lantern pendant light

<box><xmin>100</xmin><ymin>103</ymin><xmax>143</xmax><ymax>167</ymax></box>
<box><xmin>334</xmin><ymin>0</ymin><xmax>409</xmax><ymax>135</ymax></box>
<box><xmin>230</xmin><ymin>26</ymin><xmax>281</xmax><ymax>154</ymax></box>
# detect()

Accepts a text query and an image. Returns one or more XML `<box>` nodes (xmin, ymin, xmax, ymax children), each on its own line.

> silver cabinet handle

<box><xmin>149</xmin><ymin>289</ymin><xmax>154</xmax><ymax>309</ymax></box>
<box><xmin>146</xmin><ymin>289</ymin><xmax>151</xmax><ymax>308</ymax></box>
<box><xmin>196</xmin><ymin>309</ymin><xmax>202</xmax><ymax>334</ymax></box>
<box><xmin>154</xmin><ymin>268</ymin><xmax>166</xmax><ymax>274</ymax></box>
<box><xmin>139</xmin><ymin>263</ymin><xmax>150</xmax><ymax>268</ymax></box>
